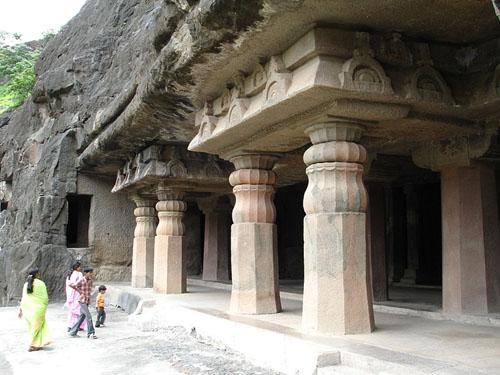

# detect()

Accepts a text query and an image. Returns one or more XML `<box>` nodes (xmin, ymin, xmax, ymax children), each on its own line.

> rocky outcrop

<box><xmin>0</xmin><ymin>0</ymin><xmax>282</xmax><ymax>305</ymax></box>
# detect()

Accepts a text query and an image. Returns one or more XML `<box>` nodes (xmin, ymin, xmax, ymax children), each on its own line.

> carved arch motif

<box><xmin>166</xmin><ymin>159</ymin><xmax>187</xmax><ymax>177</ymax></box>
<box><xmin>405</xmin><ymin>65</ymin><xmax>454</xmax><ymax>105</ymax></box>
<box><xmin>339</xmin><ymin>54</ymin><xmax>393</xmax><ymax>95</ymax></box>
<box><xmin>199</xmin><ymin>115</ymin><xmax>218</xmax><ymax>140</ymax></box>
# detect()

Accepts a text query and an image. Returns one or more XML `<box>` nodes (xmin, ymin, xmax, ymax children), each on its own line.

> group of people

<box><xmin>18</xmin><ymin>262</ymin><xmax>108</xmax><ymax>352</ymax></box>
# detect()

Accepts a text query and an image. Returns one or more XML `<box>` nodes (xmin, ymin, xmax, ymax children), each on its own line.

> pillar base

<box><xmin>153</xmin><ymin>235</ymin><xmax>186</xmax><ymax>294</ymax></box>
<box><xmin>302</xmin><ymin>213</ymin><xmax>374</xmax><ymax>335</ymax></box>
<box><xmin>230</xmin><ymin>223</ymin><xmax>281</xmax><ymax>314</ymax></box>
<box><xmin>132</xmin><ymin>237</ymin><xmax>155</xmax><ymax>288</ymax></box>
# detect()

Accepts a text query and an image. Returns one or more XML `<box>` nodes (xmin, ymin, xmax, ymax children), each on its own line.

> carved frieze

<box><xmin>405</xmin><ymin>65</ymin><xmax>454</xmax><ymax>105</ymax></box>
<box><xmin>112</xmin><ymin>145</ymin><xmax>231</xmax><ymax>193</ymax></box>
<box><xmin>188</xmin><ymin>26</ymin><xmax>474</xmax><ymax>156</ymax></box>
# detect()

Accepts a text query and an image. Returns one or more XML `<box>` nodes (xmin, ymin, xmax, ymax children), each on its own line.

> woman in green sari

<box><xmin>18</xmin><ymin>269</ymin><xmax>52</xmax><ymax>351</ymax></box>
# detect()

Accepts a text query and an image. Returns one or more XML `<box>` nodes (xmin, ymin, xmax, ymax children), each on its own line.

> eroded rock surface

<box><xmin>0</xmin><ymin>0</ymin><xmax>277</xmax><ymax>305</ymax></box>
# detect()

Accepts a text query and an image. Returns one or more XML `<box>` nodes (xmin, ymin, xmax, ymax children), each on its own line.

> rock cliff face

<box><xmin>0</xmin><ymin>0</ymin><xmax>281</xmax><ymax>305</ymax></box>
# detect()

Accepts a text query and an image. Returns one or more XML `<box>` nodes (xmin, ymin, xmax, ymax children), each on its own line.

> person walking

<box><xmin>64</xmin><ymin>261</ymin><xmax>87</xmax><ymax>332</ymax></box>
<box><xmin>95</xmin><ymin>285</ymin><xmax>107</xmax><ymax>328</ymax></box>
<box><xmin>68</xmin><ymin>267</ymin><xmax>97</xmax><ymax>339</ymax></box>
<box><xmin>18</xmin><ymin>268</ymin><xmax>52</xmax><ymax>351</ymax></box>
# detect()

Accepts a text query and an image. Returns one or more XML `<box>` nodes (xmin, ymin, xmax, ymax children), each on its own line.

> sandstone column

<box><xmin>131</xmin><ymin>196</ymin><xmax>157</xmax><ymax>288</ymax></box>
<box><xmin>302</xmin><ymin>120</ymin><xmax>374</xmax><ymax>334</ymax></box>
<box><xmin>228</xmin><ymin>153</ymin><xmax>281</xmax><ymax>314</ymax></box>
<box><xmin>198</xmin><ymin>196</ymin><xmax>231</xmax><ymax>281</ymax></box>
<box><xmin>385</xmin><ymin>186</ymin><xmax>395</xmax><ymax>284</ymax></box>
<box><xmin>368</xmin><ymin>183</ymin><xmax>388</xmax><ymax>302</ymax></box>
<box><xmin>153</xmin><ymin>185</ymin><xmax>187</xmax><ymax>294</ymax></box>
<box><xmin>441</xmin><ymin>164</ymin><xmax>500</xmax><ymax>314</ymax></box>
<box><xmin>400</xmin><ymin>184</ymin><xmax>419</xmax><ymax>285</ymax></box>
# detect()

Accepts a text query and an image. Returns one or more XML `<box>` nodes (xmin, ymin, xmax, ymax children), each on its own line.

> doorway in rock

<box><xmin>275</xmin><ymin>182</ymin><xmax>306</xmax><ymax>294</ymax></box>
<box><xmin>66</xmin><ymin>194</ymin><xmax>92</xmax><ymax>248</ymax></box>
<box><xmin>0</xmin><ymin>202</ymin><xmax>7</xmax><ymax>211</ymax></box>
<box><xmin>385</xmin><ymin>182</ymin><xmax>442</xmax><ymax>311</ymax></box>
<box><xmin>368</xmin><ymin>155</ymin><xmax>443</xmax><ymax>312</ymax></box>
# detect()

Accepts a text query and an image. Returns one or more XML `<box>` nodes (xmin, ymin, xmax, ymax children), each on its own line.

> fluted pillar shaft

<box><xmin>228</xmin><ymin>154</ymin><xmax>282</xmax><ymax>314</ymax></box>
<box><xmin>131</xmin><ymin>197</ymin><xmax>157</xmax><ymax>288</ymax></box>
<box><xmin>302</xmin><ymin>120</ymin><xmax>374</xmax><ymax>335</ymax></box>
<box><xmin>153</xmin><ymin>186</ymin><xmax>187</xmax><ymax>294</ymax></box>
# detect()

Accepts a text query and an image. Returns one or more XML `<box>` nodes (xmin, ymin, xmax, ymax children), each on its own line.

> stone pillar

<box><xmin>228</xmin><ymin>153</ymin><xmax>281</xmax><ymax>314</ymax></box>
<box><xmin>385</xmin><ymin>186</ymin><xmax>395</xmax><ymax>284</ymax></box>
<box><xmin>153</xmin><ymin>185</ymin><xmax>187</xmax><ymax>294</ymax></box>
<box><xmin>198</xmin><ymin>196</ymin><xmax>231</xmax><ymax>281</ymax></box>
<box><xmin>131</xmin><ymin>196</ymin><xmax>157</xmax><ymax>288</ymax></box>
<box><xmin>441</xmin><ymin>164</ymin><xmax>500</xmax><ymax>314</ymax></box>
<box><xmin>302</xmin><ymin>120</ymin><xmax>374</xmax><ymax>335</ymax></box>
<box><xmin>368</xmin><ymin>183</ymin><xmax>388</xmax><ymax>302</ymax></box>
<box><xmin>400</xmin><ymin>184</ymin><xmax>419</xmax><ymax>285</ymax></box>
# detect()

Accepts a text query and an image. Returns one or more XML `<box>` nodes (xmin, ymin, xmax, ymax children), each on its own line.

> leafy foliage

<box><xmin>0</xmin><ymin>32</ymin><xmax>45</xmax><ymax>113</ymax></box>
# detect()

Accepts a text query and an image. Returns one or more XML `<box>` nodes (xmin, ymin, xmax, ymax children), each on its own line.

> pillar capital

<box><xmin>156</xmin><ymin>182</ymin><xmax>185</xmax><ymax>201</ymax></box>
<box><xmin>227</xmin><ymin>152</ymin><xmax>281</xmax><ymax>170</ymax></box>
<box><xmin>131</xmin><ymin>194</ymin><xmax>157</xmax><ymax>208</ymax></box>
<box><xmin>305</xmin><ymin>119</ymin><xmax>365</xmax><ymax>144</ymax></box>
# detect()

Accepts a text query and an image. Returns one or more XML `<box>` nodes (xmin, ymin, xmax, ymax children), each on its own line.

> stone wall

<box><xmin>76</xmin><ymin>174</ymin><xmax>135</xmax><ymax>282</ymax></box>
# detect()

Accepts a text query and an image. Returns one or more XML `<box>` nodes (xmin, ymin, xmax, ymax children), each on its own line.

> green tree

<box><xmin>0</xmin><ymin>32</ymin><xmax>42</xmax><ymax>113</ymax></box>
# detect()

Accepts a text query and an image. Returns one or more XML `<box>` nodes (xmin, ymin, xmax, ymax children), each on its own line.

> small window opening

<box><xmin>0</xmin><ymin>202</ymin><xmax>7</xmax><ymax>211</ymax></box>
<box><xmin>66</xmin><ymin>194</ymin><xmax>91</xmax><ymax>247</ymax></box>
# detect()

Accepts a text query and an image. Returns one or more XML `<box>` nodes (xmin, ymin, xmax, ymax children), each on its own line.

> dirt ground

<box><xmin>0</xmin><ymin>304</ymin><xmax>281</xmax><ymax>375</ymax></box>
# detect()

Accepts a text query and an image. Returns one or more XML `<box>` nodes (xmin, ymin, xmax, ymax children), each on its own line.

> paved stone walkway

<box><xmin>0</xmin><ymin>304</ymin><xmax>282</xmax><ymax>375</ymax></box>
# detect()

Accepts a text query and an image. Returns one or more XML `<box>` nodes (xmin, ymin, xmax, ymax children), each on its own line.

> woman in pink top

<box><xmin>64</xmin><ymin>262</ymin><xmax>87</xmax><ymax>331</ymax></box>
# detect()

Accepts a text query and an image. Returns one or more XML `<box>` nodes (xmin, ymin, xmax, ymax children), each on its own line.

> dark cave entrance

<box><xmin>66</xmin><ymin>194</ymin><xmax>92</xmax><ymax>248</ymax></box>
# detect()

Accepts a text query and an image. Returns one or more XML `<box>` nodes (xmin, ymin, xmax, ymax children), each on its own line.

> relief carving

<box><xmin>228</xmin><ymin>99</ymin><xmax>250</xmax><ymax>127</ymax></box>
<box><xmin>245</xmin><ymin>63</ymin><xmax>267</xmax><ymax>96</ymax></box>
<box><xmin>199</xmin><ymin>115</ymin><xmax>218</xmax><ymax>140</ymax></box>
<box><xmin>213</xmin><ymin>88</ymin><xmax>232</xmax><ymax>116</ymax></box>
<box><xmin>339</xmin><ymin>51</ymin><xmax>393</xmax><ymax>95</ymax></box>
<box><xmin>377</xmin><ymin>33</ymin><xmax>413</xmax><ymax>67</ymax></box>
<box><xmin>405</xmin><ymin>65</ymin><xmax>454</xmax><ymax>105</ymax></box>
<box><xmin>263</xmin><ymin>56</ymin><xmax>292</xmax><ymax>107</ymax></box>
<box><xmin>166</xmin><ymin>159</ymin><xmax>187</xmax><ymax>177</ymax></box>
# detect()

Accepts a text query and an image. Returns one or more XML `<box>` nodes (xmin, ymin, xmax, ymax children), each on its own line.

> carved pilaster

<box><xmin>228</xmin><ymin>153</ymin><xmax>282</xmax><ymax>314</ymax></box>
<box><xmin>131</xmin><ymin>197</ymin><xmax>157</xmax><ymax>288</ymax></box>
<box><xmin>302</xmin><ymin>119</ymin><xmax>374</xmax><ymax>335</ymax></box>
<box><xmin>153</xmin><ymin>185</ymin><xmax>187</xmax><ymax>294</ymax></box>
